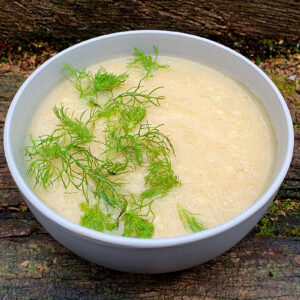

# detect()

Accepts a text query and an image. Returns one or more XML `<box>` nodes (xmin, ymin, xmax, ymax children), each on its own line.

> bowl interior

<box><xmin>5</xmin><ymin>31</ymin><xmax>293</xmax><ymax>240</ymax></box>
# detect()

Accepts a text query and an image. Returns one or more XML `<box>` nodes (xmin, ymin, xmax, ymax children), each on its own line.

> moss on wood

<box><xmin>256</xmin><ymin>199</ymin><xmax>300</xmax><ymax>237</ymax></box>
<box><xmin>268</xmin><ymin>72</ymin><xmax>298</xmax><ymax>97</ymax></box>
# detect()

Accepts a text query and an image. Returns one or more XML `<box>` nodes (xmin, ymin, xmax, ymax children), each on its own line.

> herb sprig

<box><xmin>25</xmin><ymin>106</ymin><xmax>124</xmax><ymax>208</ymax></box>
<box><xmin>177</xmin><ymin>204</ymin><xmax>206</xmax><ymax>233</ymax></box>
<box><xmin>25</xmin><ymin>47</ymin><xmax>206</xmax><ymax>238</ymax></box>
<box><xmin>63</xmin><ymin>63</ymin><xmax>128</xmax><ymax>104</ymax></box>
<box><xmin>128</xmin><ymin>46</ymin><xmax>169</xmax><ymax>77</ymax></box>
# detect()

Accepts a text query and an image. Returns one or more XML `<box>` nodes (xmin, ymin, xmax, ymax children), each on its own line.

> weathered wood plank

<box><xmin>0</xmin><ymin>234</ymin><xmax>299</xmax><ymax>298</ymax></box>
<box><xmin>0</xmin><ymin>211</ymin><xmax>46</xmax><ymax>238</ymax></box>
<box><xmin>0</xmin><ymin>0</ymin><xmax>299</xmax><ymax>44</ymax></box>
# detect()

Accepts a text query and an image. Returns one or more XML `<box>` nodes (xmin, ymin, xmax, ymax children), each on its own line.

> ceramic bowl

<box><xmin>4</xmin><ymin>30</ymin><xmax>294</xmax><ymax>273</ymax></box>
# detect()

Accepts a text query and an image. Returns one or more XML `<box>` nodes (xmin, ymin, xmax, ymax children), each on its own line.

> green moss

<box><xmin>270</xmin><ymin>199</ymin><xmax>300</xmax><ymax>213</ymax></box>
<box><xmin>288</xmin><ymin>226</ymin><xmax>300</xmax><ymax>236</ymax></box>
<box><xmin>255</xmin><ymin>57</ymin><xmax>262</xmax><ymax>65</ymax></box>
<box><xmin>277</xmin><ymin>182</ymin><xmax>300</xmax><ymax>199</ymax></box>
<box><xmin>263</xmin><ymin>39</ymin><xmax>274</xmax><ymax>51</ymax></box>
<box><xmin>20</xmin><ymin>203</ymin><xmax>28</xmax><ymax>212</ymax></box>
<box><xmin>257</xmin><ymin>218</ymin><xmax>275</xmax><ymax>237</ymax></box>
<box><xmin>256</xmin><ymin>199</ymin><xmax>300</xmax><ymax>237</ymax></box>
<box><xmin>268</xmin><ymin>72</ymin><xmax>297</xmax><ymax>96</ymax></box>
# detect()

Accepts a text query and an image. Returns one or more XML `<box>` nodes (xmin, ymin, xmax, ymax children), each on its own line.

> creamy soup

<box><xmin>27</xmin><ymin>56</ymin><xmax>275</xmax><ymax>238</ymax></box>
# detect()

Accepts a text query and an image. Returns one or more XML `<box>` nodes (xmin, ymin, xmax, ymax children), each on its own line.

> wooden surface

<box><xmin>0</xmin><ymin>0</ymin><xmax>299</xmax><ymax>43</ymax></box>
<box><xmin>0</xmin><ymin>1</ymin><xmax>299</xmax><ymax>297</ymax></box>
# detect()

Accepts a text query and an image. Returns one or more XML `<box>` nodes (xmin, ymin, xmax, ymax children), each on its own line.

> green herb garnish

<box><xmin>97</xmin><ymin>78</ymin><xmax>164</xmax><ymax>118</ymax></box>
<box><xmin>25</xmin><ymin>106</ymin><xmax>124</xmax><ymax>208</ymax></box>
<box><xmin>177</xmin><ymin>204</ymin><xmax>206</xmax><ymax>233</ymax></box>
<box><xmin>122</xmin><ymin>204</ymin><xmax>154</xmax><ymax>238</ymax></box>
<box><xmin>63</xmin><ymin>63</ymin><xmax>128</xmax><ymax>104</ymax></box>
<box><xmin>25</xmin><ymin>106</ymin><xmax>96</xmax><ymax>188</ymax></box>
<box><xmin>25</xmin><ymin>46</ymin><xmax>206</xmax><ymax>238</ymax></box>
<box><xmin>141</xmin><ymin>157</ymin><xmax>181</xmax><ymax>199</ymax></box>
<box><xmin>80</xmin><ymin>202</ymin><xmax>118</xmax><ymax>232</ymax></box>
<box><xmin>128</xmin><ymin>46</ymin><xmax>169</xmax><ymax>77</ymax></box>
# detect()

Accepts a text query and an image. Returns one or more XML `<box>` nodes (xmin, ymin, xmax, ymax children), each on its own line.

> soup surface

<box><xmin>27</xmin><ymin>56</ymin><xmax>275</xmax><ymax>238</ymax></box>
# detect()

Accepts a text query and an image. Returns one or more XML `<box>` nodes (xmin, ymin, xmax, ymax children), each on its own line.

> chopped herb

<box><xmin>25</xmin><ymin>106</ymin><xmax>123</xmax><ymax>208</ymax></box>
<box><xmin>63</xmin><ymin>63</ymin><xmax>128</xmax><ymax>104</ymax></box>
<box><xmin>128</xmin><ymin>46</ymin><xmax>169</xmax><ymax>77</ymax></box>
<box><xmin>93</xmin><ymin>67</ymin><xmax>128</xmax><ymax>93</ymax></box>
<box><xmin>141</xmin><ymin>157</ymin><xmax>181</xmax><ymax>199</ymax></box>
<box><xmin>80</xmin><ymin>203</ymin><xmax>118</xmax><ymax>232</ymax></box>
<box><xmin>25</xmin><ymin>46</ymin><xmax>204</xmax><ymax>238</ymax></box>
<box><xmin>122</xmin><ymin>208</ymin><xmax>154</xmax><ymax>238</ymax></box>
<box><xmin>177</xmin><ymin>203</ymin><xmax>206</xmax><ymax>233</ymax></box>
<box><xmin>25</xmin><ymin>106</ymin><xmax>96</xmax><ymax>189</ymax></box>
<box><xmin>97</xmin><ymin>78</ymin><xmax>164</xmax><ymax>118</ymax></box>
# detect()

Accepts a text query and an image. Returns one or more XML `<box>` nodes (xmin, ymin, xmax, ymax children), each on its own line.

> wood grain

<box><xmin>0</xmin><ymin>232</ymin><xmax>299</xmax><ymax>299</ymax></box>
<box><xmin>0</xmin><ymin>0</ymin><xmax>299</xmax><ymax>44</ymax></box>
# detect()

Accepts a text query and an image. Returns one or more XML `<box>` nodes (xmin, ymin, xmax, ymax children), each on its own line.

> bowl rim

<box><xmin>4</xmin><ymin>30</ymin><xmax>294</xmax><ymax>248</ymax></box>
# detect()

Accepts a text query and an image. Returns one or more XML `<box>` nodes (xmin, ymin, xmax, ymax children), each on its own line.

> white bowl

<box><xmin>4</xmin><ymin>30</ymin><xmax>294</xmax><ymax>273</ymax></box>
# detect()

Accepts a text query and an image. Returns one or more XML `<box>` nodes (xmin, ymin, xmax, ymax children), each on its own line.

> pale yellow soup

<box><xmin>28</xmin><ymin>56</ymin><xmax>275</xmax><ymax>238</ymax></box>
